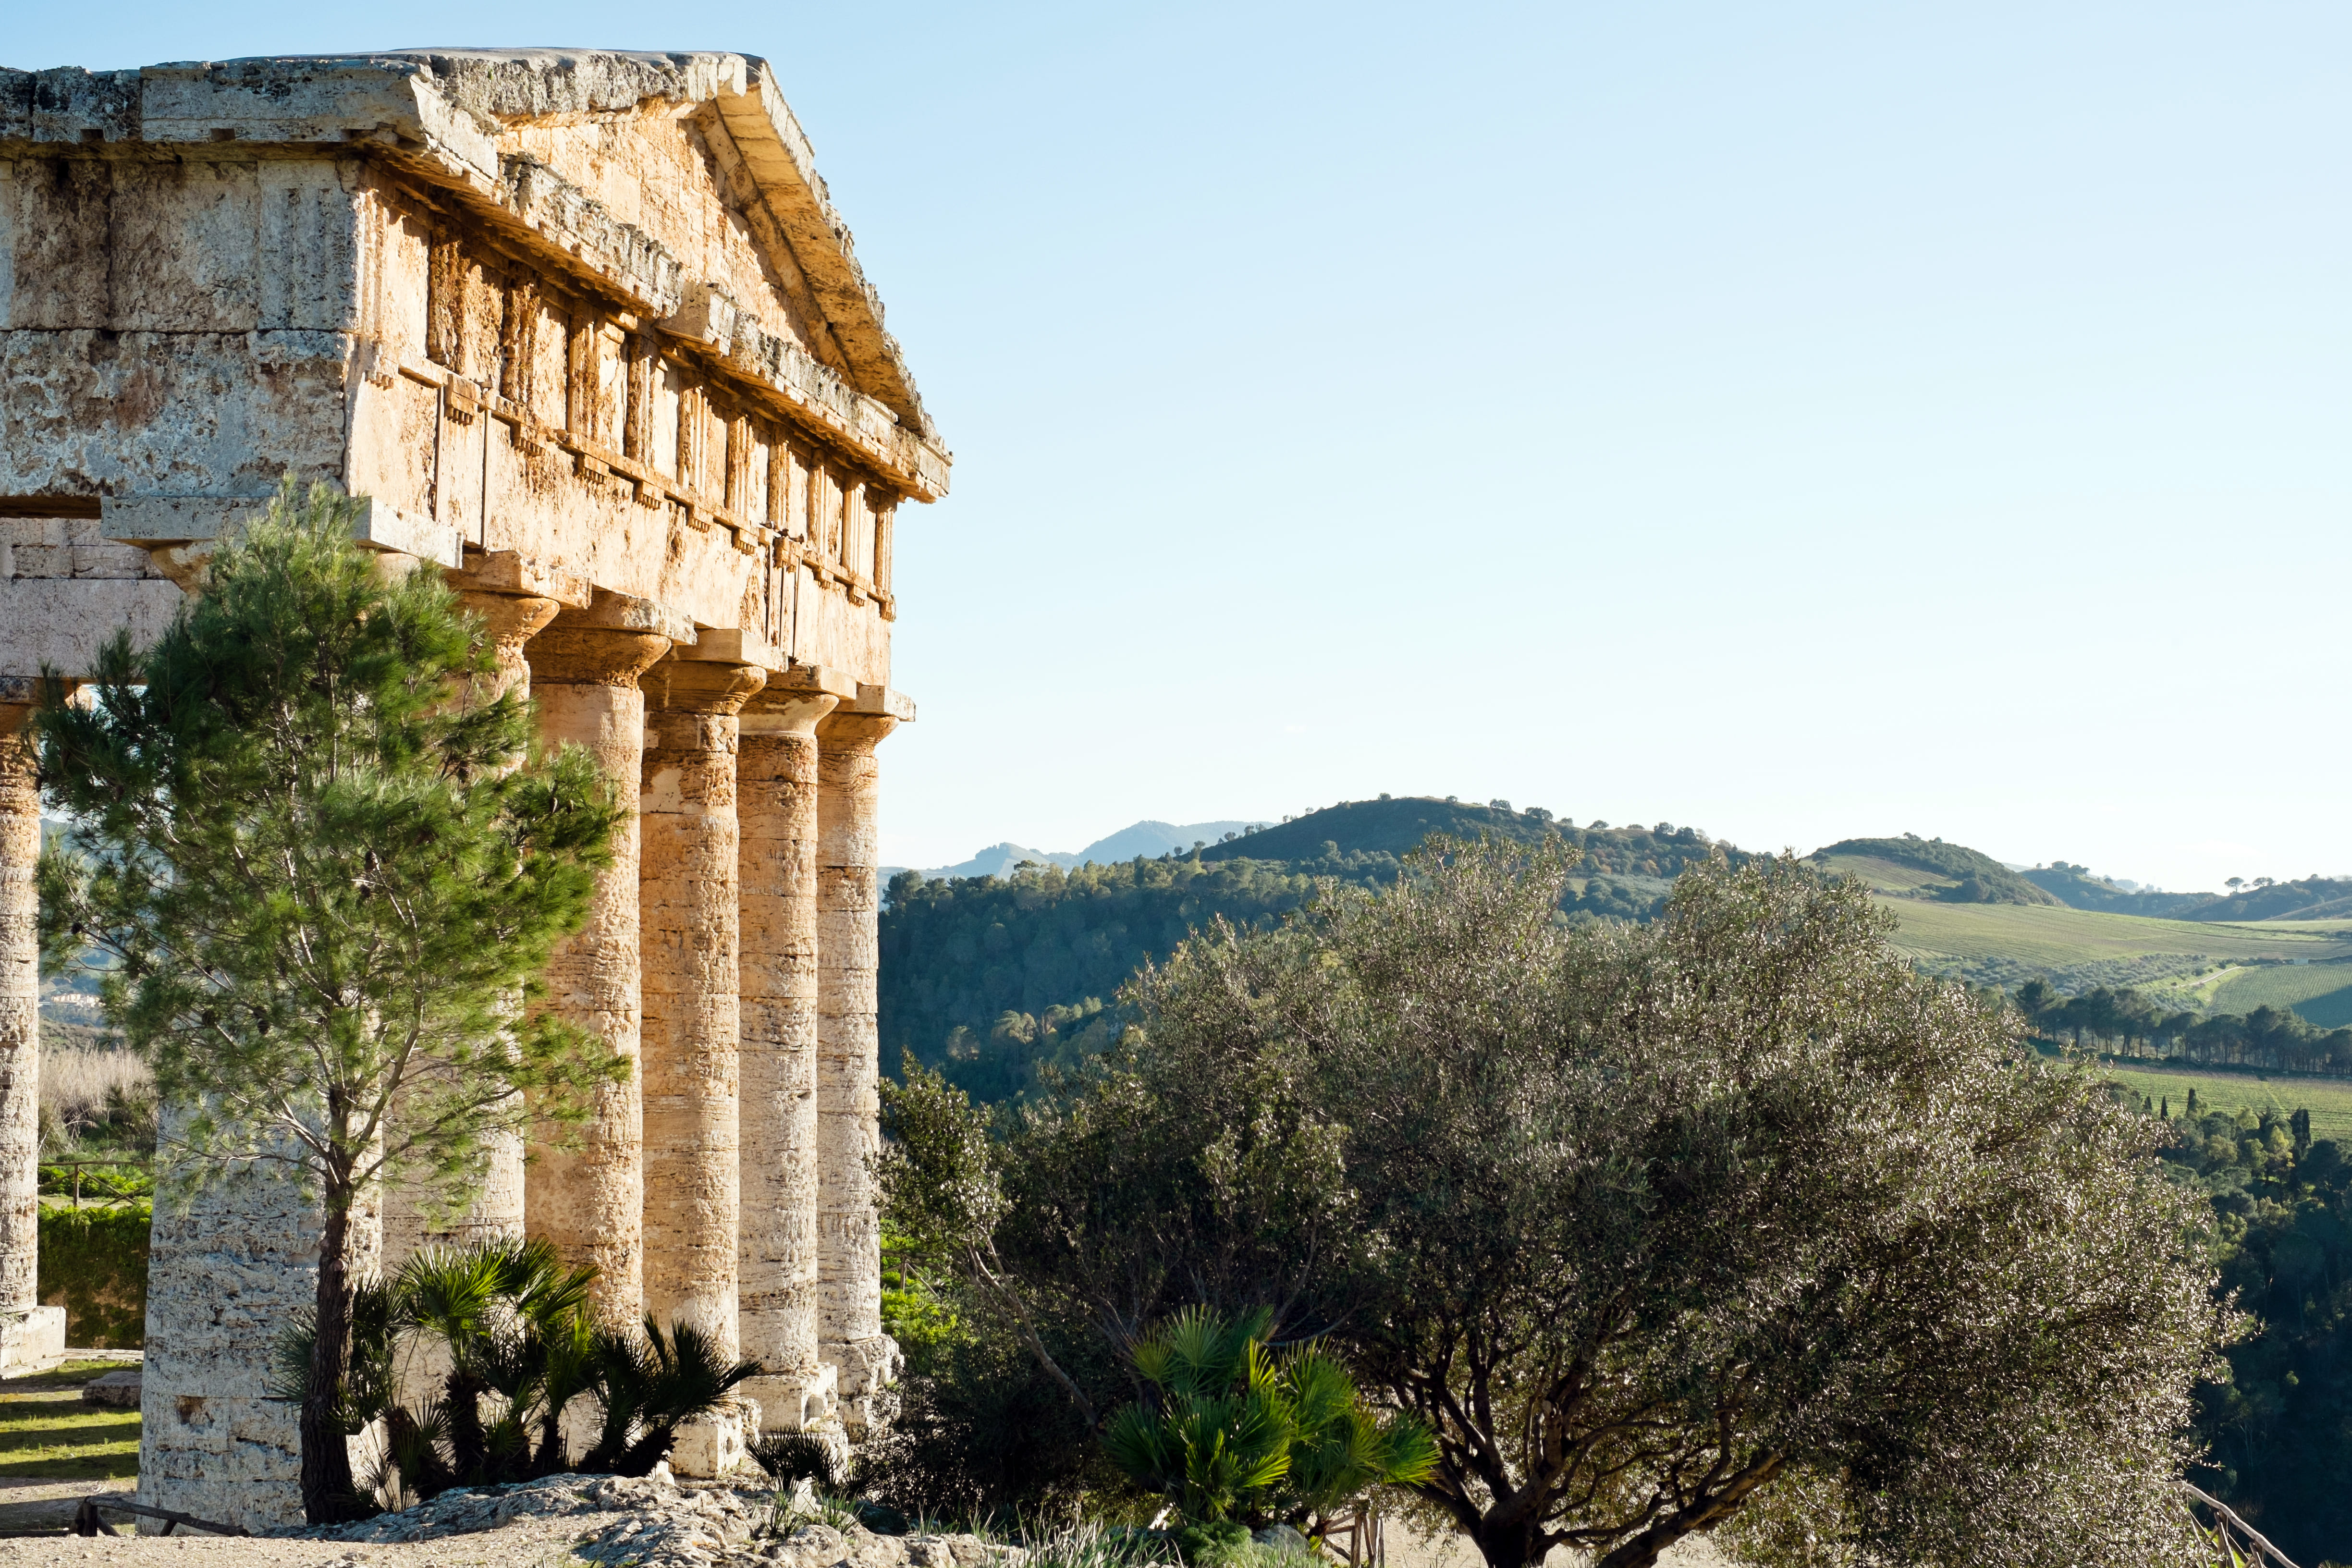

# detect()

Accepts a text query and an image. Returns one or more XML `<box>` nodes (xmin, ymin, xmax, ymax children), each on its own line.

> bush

<box><xmin>38</xmin><ymin>1201</ymin><xmax>149</xmax><ymax>1348</ymax></box>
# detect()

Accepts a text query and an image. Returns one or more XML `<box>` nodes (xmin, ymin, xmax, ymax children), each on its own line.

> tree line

<box><xmin>2146</xmin><ymin>1096</ymin><xmax>2352</xmax><ymax>1562</ymax></box>
<box><xmin>2016</xmin><ymin>979</ymin><xmax>2352</xmax><ymax>1076</ymax></box>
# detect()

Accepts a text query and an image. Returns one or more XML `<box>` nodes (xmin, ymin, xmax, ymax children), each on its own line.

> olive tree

<box><xmin>893</xmin><ymin>838</ymin><xmax>2230</xmax><ymax>1568</ymax></box>
<box><xmin>34</xmin><ymin>480</ymin><xmax>627</xmax><ymax>1521</ymax></box>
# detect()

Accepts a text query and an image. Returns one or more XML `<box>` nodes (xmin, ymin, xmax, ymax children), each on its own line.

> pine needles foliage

<box><xmin>31</xmin><ymin>478</ymin><xmax>630</xmax><ymax>1520</ymax></box>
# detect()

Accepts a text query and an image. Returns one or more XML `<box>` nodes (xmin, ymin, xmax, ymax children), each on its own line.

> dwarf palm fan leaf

<box><xmin>577</xmin><ymin>1315</ymin><xmax>764</xmax><ymax>1477</ymax></box>
<box><xmin>1105</xmin><ymin>1310</ymin><xmax>1434</xmax><ymax>1531</ymax></box>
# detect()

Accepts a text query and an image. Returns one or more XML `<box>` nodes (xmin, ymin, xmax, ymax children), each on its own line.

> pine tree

<box><xmin>33</xmin><ymin>480</ymin><xmax>628</xmax><ymax>1521</ymax></box>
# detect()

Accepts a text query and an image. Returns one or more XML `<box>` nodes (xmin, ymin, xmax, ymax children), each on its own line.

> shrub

<box><xmin>37</xmin><ymin>1201</ymin><xmax>149</xmax><ymax>1348</ymax></box>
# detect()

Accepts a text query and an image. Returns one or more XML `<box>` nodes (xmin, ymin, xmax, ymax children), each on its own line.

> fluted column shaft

<box><xmin>737</xmin><ymin>677</ymin><xmax>845</xmax><ymax>1432</ymax></box>
<box><xmin>0</xmin><ymin>692</ymin><xmax>41</xmax><ymax>1317</ymax></box>
<box><xmin>524</xmin><ymin>606</ymin><xmax>675</xmax><ymax>1329</ymax></box>
<box><xmin>639</xmin><ymin>653</ymin><xmax>765</xmax><ymax>1359</ymax></box>
<box><xmin>380</xmin><ymin>589</ymin><xmax>557</xmax><ymax>1269</ymax></box>
<box><xmin>815</xmin><ymin>709</ymin><xmax>898</xmax><ymax>1428</ymax></box>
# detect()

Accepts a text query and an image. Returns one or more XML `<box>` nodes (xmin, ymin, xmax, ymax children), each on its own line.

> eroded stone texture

<box><xmin>638</xmin><ymin>651</ymin><xmax>764</xmax><ymax>1359</ymax></box>
<box><xmin>526</xmin><ymin>599</ymin><xmax>681</xmax><ymax>1329</ymax></box>
<box><xmin>140</xmin><ymin>1124</ymin><xmax>383</xmax><ymax>1531</ymax></box>
<box><xmin>736</xmin><ymin>672</ymin><xmax>849</xmax><ymax>1432</ymax></box>
<box><xmin>0</xmin><ymin>694</ymin><xmax>40</xmax><ymax>1320</ymax></box>
<box><xmin>814</xmin><ymin>708</ymin><xmax>900</xmax><ymax>1434</ymax></box>
<box><xmin>380</xmin><ymin>583</ymin><xmax>564</xmax><ymax>1268</ymax></box>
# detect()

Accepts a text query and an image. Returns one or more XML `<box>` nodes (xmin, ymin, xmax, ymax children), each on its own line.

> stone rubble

<box><xmin>291</xmin><ymin>1471</ymin><xmax>1029</xmax><ymax>1568</ymax></box>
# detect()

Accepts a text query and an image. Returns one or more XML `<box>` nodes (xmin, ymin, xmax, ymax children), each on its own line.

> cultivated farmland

<box><xmin>1875</xmin><ymin>897</ymin><xmax>2352</xmax><ymax>999</ymax></box>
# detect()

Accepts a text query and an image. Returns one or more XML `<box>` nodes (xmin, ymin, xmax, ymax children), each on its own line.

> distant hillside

<box><xmin>880</xmin><ymin>798</ymin><xmax>1752</xmax><ymax>1100</ymax></box>
<box><xmin>1811</xmin><ymin>835</ymin><xmax>2057</xmax><ymax>906</ymax></box>
<box><xmin>2020</xmin><ymin>863</ymin><xmax>2352</xmax><ymax>924</ymax></box>
<box><xmin>1206</xmin><ymin>796</ymin><xmax>1747</xmax><ymax>880</ymax></box>
<box><xmin>1880</xmin><ymin>897</ymin><xmax>2352</xmax><ymax>1024</ymax></box>
<box><xmin>1081</xmin><ymin>820</ymin><xmax>1264</xmax><ymax>861</ymax></box>
<box><xmin>2193</xmin><ymin>877</ymin><xmax>2352</xmax><ymax>923</ymax></box>
<box><xmin>2020</xmin><ymin>863</ymin><xmax>2215</xmax><ymax>919</ymax></box>
<box><xmin>893</xmin><ymin>819</ymin><xmax>1271</xmax><ymax>882</ymax></box>
<box><xmin>1201</xmin><ymin>797</ymin><xmax>1558</xmax><ymax>861</ymax></box>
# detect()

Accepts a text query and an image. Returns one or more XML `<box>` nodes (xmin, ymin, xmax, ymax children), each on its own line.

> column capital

<box><xmin>850</xmin><ymin>684</ymin><xmax>915</xmax><ymax>723</ymax></box>
<box><xmin>0</xmin><ymin>677</ymin><xmax>75</xmax><ymax>739</ymax></box>
<box><xmin>815</xmin><ymin>710</ymin><xmax>897</xmax><ymax>750</ymax></box>
<box><xmin>452</xmin><ymin>589</ymin><xmax>561</xmax><ymax>652</ymax></box>
<box><xmin>742</xmin><ymin>665</ymin><xmax>853</xmax><ymax>738</ymax></box>
<box><xmin>528</xmin><ymin>590</ymin><xmax>689</xmax><ymax>688</ymax></box>
<box><xmin>445</xmin><ymin>549</ymin><xmax>594</xmax><ymax>610</ymax></box>
<box><xmin>643</xmin><ymin>649</ymin><xmax>766</xmax><ymax>717</ymax></box>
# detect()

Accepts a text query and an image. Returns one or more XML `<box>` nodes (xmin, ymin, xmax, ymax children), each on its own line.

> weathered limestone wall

<box><xmin>0</xmin><ymin>154</ymin><xmax>361</xmax><ymax>499</ymax></box>
<box><xmin>140</xmin><ymin>1135</ymin><xmax>382</xmax><ymax>1531</ymax></box>
<box><xmin>736</xmin><ymin>671</ymin><xmax>851</xmax><ymax>1432</ymax></box>
<box><xmin>814</xmin><ymin>708</ymin><xmax>900</xmax><ymax>1434</ymax></box>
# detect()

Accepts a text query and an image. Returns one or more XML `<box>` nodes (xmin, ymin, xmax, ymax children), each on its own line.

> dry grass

<box><xmin>39</xmin><ymin>1046</ymin><xmax>151</xmax><ymax>1130</ymax></box>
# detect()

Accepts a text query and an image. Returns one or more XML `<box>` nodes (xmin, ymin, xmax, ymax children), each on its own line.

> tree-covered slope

<box><xmin>882</xmin><ymin>798</ymin><xmax>1751</xmax><ymax>1100</ymax></box>
<box><xmin>2020</xmin><ymin>862</ymin><xmax>2217</xmax><ymax>918</ymax></box>
<box><xmin>1811</xmin><ymin>834</ymin><xmax>2058</xmax><ymax>906</ymax></box>
<box><xmin>881</xmin><ymin>855</ymin><xmax>1346</xmax><ymax>1101</ymax></box>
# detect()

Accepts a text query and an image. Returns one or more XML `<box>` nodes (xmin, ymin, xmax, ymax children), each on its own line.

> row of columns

<box><xmin>375</xmin><ymin>578</ymin><xmax>902</xmax><ymax>1443</ymax></box>
<box><xmin>0</xmin><ymin>563</ymin><xmax>899</xmax><ymax>1474</ymax></box>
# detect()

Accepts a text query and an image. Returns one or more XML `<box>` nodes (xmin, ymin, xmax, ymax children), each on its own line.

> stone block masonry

<box><xmin>0</xmin><ymin>48</ymin><xmax>945</xmax><ymax>1527</ymax></box>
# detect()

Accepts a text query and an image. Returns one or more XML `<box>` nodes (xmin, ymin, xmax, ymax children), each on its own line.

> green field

<box><xmin>1872</xmin><ymin>896</ymin><xmax>2352</xmax><ymax>1002</ymax></box>
<box><xmin>2199</xmin><ymin>960</ymin><xmax>2352</xmax><ymax>1026</ymax></box>
<box><xmin>2099</xmin><ymin>1061</ymin><xmax>2352</xmax><ymax>1145</ymax></box>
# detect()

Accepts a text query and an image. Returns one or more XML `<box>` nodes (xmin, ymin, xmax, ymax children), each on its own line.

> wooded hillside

<box><xmin>879</xmin><ymin>798</ymin><xmax>1750</xmax><ymax>1100</ymax></box>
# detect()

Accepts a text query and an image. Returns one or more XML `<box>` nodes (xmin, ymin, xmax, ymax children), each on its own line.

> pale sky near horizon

<box><xmin>16</xmin><ymin>4</ymin><xmax>2347</xmax><ymax>893</ymax></box>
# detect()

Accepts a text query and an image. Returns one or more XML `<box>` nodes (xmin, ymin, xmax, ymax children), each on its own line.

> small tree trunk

<box><xmin>300</xmin><ymin>1195</ymin><xmax>365</xmax><ymax>1523</ymax></box>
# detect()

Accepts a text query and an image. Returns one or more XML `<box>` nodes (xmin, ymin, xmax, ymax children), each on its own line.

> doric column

<box><xmin>637</xmin><ymin>635</ymin><xmax>767</xmax><ymax>1358</ymax></box>
<box><xmin>816</xmin><ymin>689</ymin><xmax>911</xmax><ymax>1435</ymax></box>
<box><xmin>737</xmin><ymin>666</ymin><xmax>855</xmax><ymax>1433</ymax></box>
<box><xmin>523</xmin><ymin>589</ymin><xmax>688</xmax><ymax>1328</ymax></box>
<box><xmin>380</xmin><ymin>555</ymin><xmax>572</xmax><ymax>1269</ymax></box>
<box><xmin>0</xmin><ymin>682</ymin><xmax>64</xmax><ymax>1372</ymax></box>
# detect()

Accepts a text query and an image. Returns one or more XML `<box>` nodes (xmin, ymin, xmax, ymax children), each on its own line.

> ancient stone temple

<box><xmin>0</xmin><ymin>50</ymin><xmax>943</xmax><ymax>1527</ymax></box>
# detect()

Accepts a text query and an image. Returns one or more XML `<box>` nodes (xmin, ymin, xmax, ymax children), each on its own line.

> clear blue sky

<box><xmin>18</xmin><ymin>4</ymin><xmax>2348</xmax><ymax>891</ymax></box>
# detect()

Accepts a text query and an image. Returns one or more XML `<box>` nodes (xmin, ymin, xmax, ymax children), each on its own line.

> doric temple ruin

<box><xmin>0</xmin><ymin>50</ymin><xmax>944</xmax><ymax>1527</ymax></box>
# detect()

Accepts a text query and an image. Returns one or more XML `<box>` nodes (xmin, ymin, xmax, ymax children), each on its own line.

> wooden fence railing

<box><xmin>2186</xmin><ymin>1483</ymin><xmax>2301</xmax><ymax>1568</ymax></box>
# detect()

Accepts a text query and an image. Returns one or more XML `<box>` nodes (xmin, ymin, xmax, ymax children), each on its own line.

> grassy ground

<box><xmin>1817</xmin><ymin>853</ymin><xmax>1961</xmax><ymax>897</ymax></box>
<box><xmin>2100</xmin><ymin>1061</ymin><xmax>2352</xmax><ymax>1143</ymax></box>
<box><xmin>2198</xmin><ymin>959</ymin><xmax>2352</xmax><ymax>1026</ymax></box>
<box><xmin>0</xmin><ymin>1359</ymin><xmax>139</xmax><ymax>1482</ymax></box>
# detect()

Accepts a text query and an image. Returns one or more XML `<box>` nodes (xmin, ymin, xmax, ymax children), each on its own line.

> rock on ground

<box><xmin>0</xmin><ymin>1471</ymin><xmax>1029</xmax><ymax>1567</ymax></box>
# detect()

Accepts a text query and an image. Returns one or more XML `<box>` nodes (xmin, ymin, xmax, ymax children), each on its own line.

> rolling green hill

<box><xmin>882</xmin><ymin>808</ymin><xmax>2352</xmax><ymax>1100</ymax></box>
<box><xmin>1812</xmin><ymin>835</ymin><xmax>2056</xmax><ymax>906</ymax></box>
<box><xmin>1201</xmin><ymin>797</ymin><xmax>1556</xmax><ymax>861</ymax></box>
